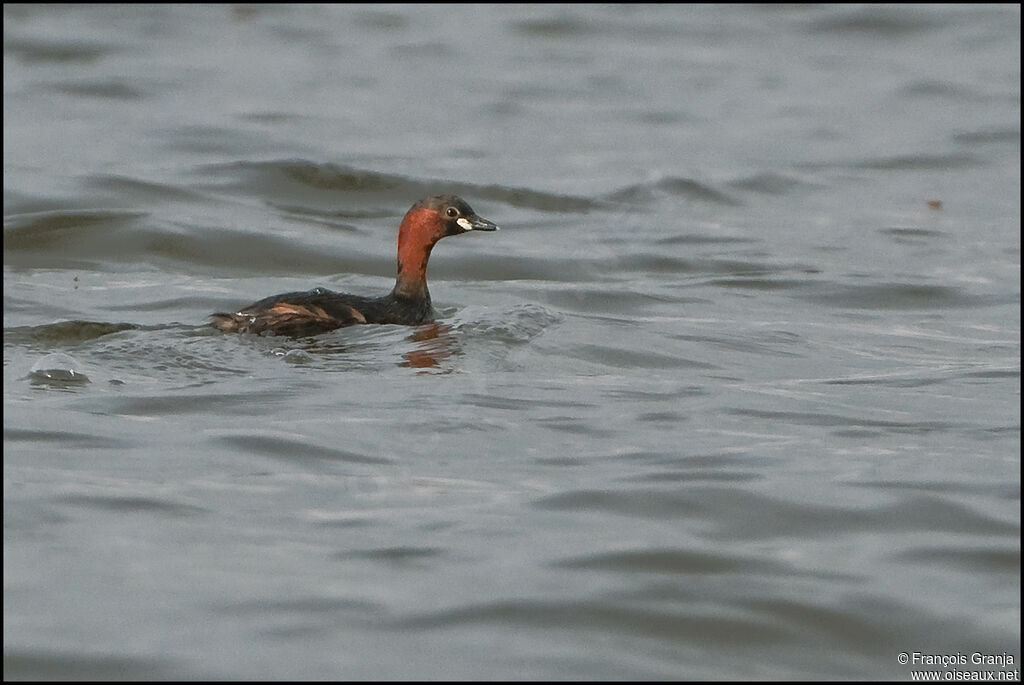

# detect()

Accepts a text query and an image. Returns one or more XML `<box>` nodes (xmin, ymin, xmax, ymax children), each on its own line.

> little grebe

<box><xmin>211</xmin><ymin>195</ymin><xmax>498</xmax><ymax>336</ymax></box>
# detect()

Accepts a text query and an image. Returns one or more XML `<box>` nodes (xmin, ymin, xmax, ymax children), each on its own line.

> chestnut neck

<box><xmin>391</xmin><ymin>209</ymin><xmax>442</xmax><ymax>302</ymax></box>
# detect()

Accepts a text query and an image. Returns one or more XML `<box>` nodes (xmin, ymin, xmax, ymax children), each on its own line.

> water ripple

<box><xmin>212</xmin><ymin>432</ymin><xmax>393</xmax><ymax>466</ymax></box>
<box><xmin>203</xmin><ymin>160</ymin><xmax>605</xmax><ymax>213</ymax></box>
<box><xmin>799</xmin><ymin>283</ymin><xmax>998</xmax><ymax>310</ymax></box>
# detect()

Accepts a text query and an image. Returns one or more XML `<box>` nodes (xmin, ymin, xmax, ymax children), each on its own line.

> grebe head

<box><xmin>392</xmin><ymin>195</ymin><xmax>498</xmax><ymax>300</ymax></box>
<box><xmin>401</xmin><ymin>195</ymin><xmax>499</xmax><ymax>244</ymax></box>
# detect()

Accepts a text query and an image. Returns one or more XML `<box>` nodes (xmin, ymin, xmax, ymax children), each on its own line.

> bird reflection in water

<box><xmin>402</xmin><ymin>322</ymin><xmax>458</xmax><ymax>370</ymax></box>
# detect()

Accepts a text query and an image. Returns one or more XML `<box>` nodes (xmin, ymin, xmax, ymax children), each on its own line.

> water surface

<box><xmin>4</xmin><ymin>4</ymin><xmax>1020</xmax><ymax>680</ymax></box>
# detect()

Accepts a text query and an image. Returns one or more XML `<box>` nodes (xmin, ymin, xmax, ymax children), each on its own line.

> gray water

<box><xmin>3</xmin><ymin>4</ymin><xmax>1020</xmax><ymax>680</ymax></box>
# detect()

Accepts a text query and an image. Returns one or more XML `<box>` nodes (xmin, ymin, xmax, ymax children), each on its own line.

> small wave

<box><xmin>552</xmin><ymin>547</ymin><xmax>838</xmax><ymax>578</ymax></box>
<box><xmin>61</xmin><ymin>494</ymin><xmax>207</xmax><ymax>516</ymax></box>
<box><xmin>804</xmin><ymin>6</ymin><xmax>941</xmax><ymax>37</ymax></box>
<box><xmin>4</xmin><ymin>36</ymin><xmax>117</xmax><ymax>64</ymax></box>
<box><xmin>568</xmin><ymin>342</ymin><xmax>718</xmax><ymax>370</ymax></box>
<box><xmin>799</xmin><ymin>283</ymin><xmax>996</xmax><ymax>310</ymax></box>
<box><xmin>878</xmin><ymin>227</ymin><xmax>946</xmax><ymax>241</ymax></box>
<box><xmin>2</xmin><ymin>650</ymin><xmax>176</xmax><ymax>682</ymax></box>
<box><xmin>726</xmin><ymin>172</ymin><xmax>820</xmax><ymax>196</ymax></box>
<box><xmin>854</xmin><ymin>153</ymin><xmax>984</xmax><ymax>171</ymax></box>
<box><xmin>709</xmin><ymin>278</ymin><xmax>810</xmax><ymax>292</ymax></box>
<box><xmin>604</xmin><ymin>177</ymin><xmax>741</xmax><ymax>206</ymax></box>
<box><xmin>5</xmin><ymin>320</ymin><xmax>137</xmax><ymax>346</ymax></box>
<box><xmin>653</xmin><ymin>234</ymin><xmax>757</xmax><ymax>246</ymax></box>
<box><xmin>203</xmin><ymin>160</ymin><xmax>604</xmax><ymax>213</ymax></box>
<box><xmin>212</xmin><ymin>431</ymin><xmax>393</xmax><ymax>466</ymax></box>
<box><xmin>891</xmin><ymin>545</ymin><xmax>1020</xmax><ymax>575</ymax></box>
<box><xmin>4</xmin><ymin>209</ymin><xmax>148</xmax><ymax>255</ymax></box>
<box><xmin>147</xmin><ymin>224</ymin><xmax>385</xmax><ymax>277</ymax></box>
<box><xmin>951</xmin><ymin>127</ymin><xmax>1020</xmax><ymax>145</ymax></box>
<box><xmin>86</xmin><ymin>175</ymin><xmax>209</xmax><ymax>203</ymax></box>
<box><xmin>725</xmin><ymin>407</ymin><xmax>957</xmax><ymax>434</ymax></box>
<box><xmin>4</xmin><ymin>428</ymin><xmax>133</xmax><ymax>449</ymax></box>
<box><xmin>539</xmin><ymin>287</ymin><xmax>681</xmax><ymax>315</ymax></box>
<box><xmin>452</xmin><ymin>303</ymin><xmax>563</xmax><ymax>344</ymax></box>
<box><xmin>512</xmin><ymin>16</ymin><xmax>597</xmax><ymax>38</ymax></box>
<box><xmin>45</xmin><ymin>80</ymin><xmax>144</xmax><ymax>100</ymax></box>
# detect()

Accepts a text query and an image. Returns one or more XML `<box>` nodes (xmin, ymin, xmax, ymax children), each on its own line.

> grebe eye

<box><xmin>446</xmin><ymin>207</ymin><xmax>459</xmax><ymax>218</ymax></box>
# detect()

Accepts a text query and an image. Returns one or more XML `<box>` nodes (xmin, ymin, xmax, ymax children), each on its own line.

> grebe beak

<box><xmin>457</xmin><ymin>215</ymin><xmax>499</xmax><ymax>232</ymax></box>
